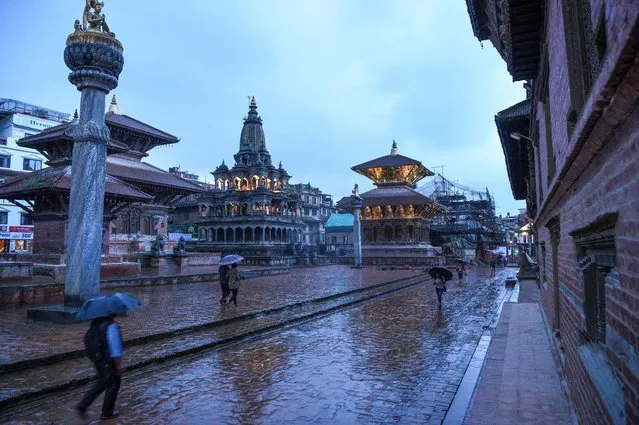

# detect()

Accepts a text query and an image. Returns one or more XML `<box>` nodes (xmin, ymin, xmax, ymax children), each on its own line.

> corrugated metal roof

<box><xmin>325</xmin><ymin>213</ymin><xmax>354</xmax><ymax>228</ymax></box>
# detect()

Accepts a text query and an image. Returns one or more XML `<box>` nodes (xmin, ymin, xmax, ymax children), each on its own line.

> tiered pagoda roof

<box><xmin>339</xmin><ymin>141</ymin><xmax>444</xmax><ymax>220</ymax></box>
<box><xmin>0</xmin><ymin>95</ymin><xmax>202</xmax><ymax>208</ymax></box>
<box><xmin>352</xmin><ymin>141</ymin><xmax>434</xmax><ymax>188</ymax></box>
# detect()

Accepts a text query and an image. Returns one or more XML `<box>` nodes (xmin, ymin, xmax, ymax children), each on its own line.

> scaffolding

<box><xmin>419</xmin><ymin>174</ymin><xmax>504</xmax><ymax>250</ymax></box>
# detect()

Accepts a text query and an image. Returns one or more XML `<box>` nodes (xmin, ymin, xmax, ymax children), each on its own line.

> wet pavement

<box><xmin>0</xmin><ymin>266</ymin><xmax>414</xmax><ymax>366</ymax></box>
<box><xmin>1</xmin><ymin>267</ymin><xmax>511</xmax><ymax>424</ymax></box>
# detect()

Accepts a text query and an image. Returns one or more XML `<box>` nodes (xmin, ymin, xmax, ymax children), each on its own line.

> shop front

<box><xmin>0</xmin><ymin>225</ymin><xmax>34</xmax><ymax>253</ymax></box>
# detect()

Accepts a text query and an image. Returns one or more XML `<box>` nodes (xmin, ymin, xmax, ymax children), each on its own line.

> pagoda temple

<box><xmin>340</xmin><ymin>141</ymin><xmax>443</xmax><ymax>243</ymax></box>
<box><xmin>0</xmin><ymin>96</ymin><xmax>203</xmax><ymax>280</ymax></box>
<box><xmin>336</xmin><ymin>141</ymin><xmax>444</xmax><ymax>265</ymax></box>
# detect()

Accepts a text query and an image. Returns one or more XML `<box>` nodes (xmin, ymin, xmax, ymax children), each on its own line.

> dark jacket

<box><xmin>218</xmin><ymin>265</ymin><xmax>230</xmax><ymax>284</ymax></box>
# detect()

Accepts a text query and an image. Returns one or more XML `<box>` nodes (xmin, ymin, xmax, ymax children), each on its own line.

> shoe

<box><xmin>75</xmin><ymin>407</ymin><xmax>87</xmax><ymax>419</ymax></box>
<box><xmin>100</xmin><ymin>411</ymin><xmax>120</xmax><ymax>420</ymax></box>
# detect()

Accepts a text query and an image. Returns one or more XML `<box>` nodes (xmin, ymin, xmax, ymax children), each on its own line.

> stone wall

<box><xmin>533</xmin><ymin>2</ymin><xmax>639</xmax><ymax>423</ymax></box>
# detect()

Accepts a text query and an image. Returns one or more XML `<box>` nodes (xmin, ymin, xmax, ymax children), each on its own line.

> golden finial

<box><xmin>390</xmin><ymin>139</ymin><xmax>398</xmax><ymax>156</ymax></box>
<box><xmin>250</xmin><ymin>96</ymin><xmax>257</xmax><ymax>108</ymax></box>
<box><xmin>107</xmin><ymin>94</ymin><xmax>119</xmax><ymax>114</ymax></box>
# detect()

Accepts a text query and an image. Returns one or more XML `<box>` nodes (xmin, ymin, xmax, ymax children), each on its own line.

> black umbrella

<box><xmin>428</xmin><ymin>267</ymin><xmax>453</xmax><ymax>281</ymax></box>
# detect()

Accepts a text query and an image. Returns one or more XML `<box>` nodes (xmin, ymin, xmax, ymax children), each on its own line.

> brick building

<box><xmin>466</xmin><ymin>1</ymin><xmax>638</xmax><ymax>424</ymax></box>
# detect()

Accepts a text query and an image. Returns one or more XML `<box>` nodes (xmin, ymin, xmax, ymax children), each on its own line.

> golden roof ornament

<box><xmin>250</xmin><ymin>96</ymin><xmax>257</xmax><ymax>108</ymax></box>
<box><xmin>390</xmin><ymin>140</ymin><xmax>398</xmax><ymax>156</ymax></box>
<box><xmin>107</xmin><ymin>94</ymin><xmax>120</xmax><ymax>114</ymax></box>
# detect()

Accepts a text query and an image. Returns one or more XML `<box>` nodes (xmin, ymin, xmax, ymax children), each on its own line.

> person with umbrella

<box><xmin>219</xmin><ymin>255</ymin><xmax>244</xmax><ymax>306</ymax></box>
<box><xmin>218</xmin><ymin>263</ymin><xmax>231</xmax><ymax>304</ymax></box>
<box><xmin>429</xmin><ymin>267</ymin><xmax>452</xmax><ymax>307</ymax></box>
<box><xmin>75</xmin><ymin>292</ymin><xmax>140</xmax><ymax>420</ymax></box>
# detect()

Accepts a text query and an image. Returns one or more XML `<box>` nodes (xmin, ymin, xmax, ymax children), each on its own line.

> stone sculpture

<box><xmin>351</xmin><ymin>184</ymin><xmax>362</xmax><ymax>199</ymax></box>
<box><xmin>173</xmin><ymin>236</ymin><xmax>187</xmax><ymax>256</ymax></box>
<box><xmin>151</xmin><ymin>234</ymin><xmax>167</xmax><ymax>256</ymax></box>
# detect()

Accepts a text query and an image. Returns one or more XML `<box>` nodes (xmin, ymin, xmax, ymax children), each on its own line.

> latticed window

<box><xmin>572</xmin><ymin>213</ymin><xmax>617</xmax><ymax>345</ymax></box>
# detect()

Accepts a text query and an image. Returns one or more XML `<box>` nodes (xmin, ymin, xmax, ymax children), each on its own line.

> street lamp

<box><xmin>509</xmin><ymin>132</ymin><xmax>533</xmax><ymax>142</ymax></box>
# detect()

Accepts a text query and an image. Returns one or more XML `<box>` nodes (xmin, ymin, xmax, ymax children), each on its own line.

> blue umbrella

<box><xmin>75</xmin><ymin>292</ymin><xmax>142</xmax><ymax>321</ymax></box>
<box><xmin>219</xmin><ymin>254</ymin><xmax>244</xmax><ymax>266</ymax></box>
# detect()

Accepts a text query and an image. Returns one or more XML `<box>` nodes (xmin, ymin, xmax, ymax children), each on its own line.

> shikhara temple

<box><xmin>183</xmin><ymin>97</ymin><xmax>325</xmax><ymax>264</ymax></box>
<box><xmin>0</xmin><ymin>96</ymin><xmax>203</xmax><ymax>281</ymax></box>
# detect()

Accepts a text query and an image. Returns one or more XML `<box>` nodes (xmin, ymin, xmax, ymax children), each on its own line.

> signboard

<box><xmin>0</xmin><ymin>225</ymin><xmax>7</xmax><ymax>232</ymax></box>
<box><xmin>168</xmin><ymin>233</ymin><xmax>192</xmax><ymax>241</ymax></box>
<box><xmin>13</xmin><ymin>115</ymin><xmax>58</xmax><ymax>131</ymax></box>
<box><xmin>9</xmin><ymin>226</ymin><xmax>33</xmax><ymax>233</ymax></box>
<box><xmin>0</xmin><ymin>232</ymin><xmax>33</xmax><ymax>240</ymax></box>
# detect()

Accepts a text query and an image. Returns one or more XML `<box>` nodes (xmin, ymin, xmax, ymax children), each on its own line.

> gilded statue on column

<box><xmin>81</xmin><ymin>0</ymin><xmax>116</xmax><ymax>37</ymax></box>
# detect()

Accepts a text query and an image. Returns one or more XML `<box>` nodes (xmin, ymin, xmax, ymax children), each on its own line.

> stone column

<box><xmin>352</xmin><ymin>196</ymin><xmax>363</xmax><ymax>268</ymax></box>
<box><xmin>63</xmin><ymin>30</ymin><xmax>124</xmax><ymax>306</ymax></box>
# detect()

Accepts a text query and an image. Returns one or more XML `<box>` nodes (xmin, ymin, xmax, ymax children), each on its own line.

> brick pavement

<box><xmin>0</xmin><ymin>266</ymin><xmax>415</xmax><ymax>366</ymax></box>
<box><xmin>1</xmin><ymin>267</ymin><xmax>509</xmax><ymax>424</ymax></box>
<box><xmin>463</xmin><ymin>300</ymin><xmax>573</xmax><ymax>425</ymax></box>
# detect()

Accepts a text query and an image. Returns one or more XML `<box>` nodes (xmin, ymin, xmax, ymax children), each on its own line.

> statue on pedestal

<box><xmin>351</xmin><ymin>184</ymin><xmax>362</xmax><ymax>199</ymax></box>
<box><xmin>173</xmin><ymin>236</ymin><xmax>187</xmax><ymax>256</ymax></box>
<box><xmin>151</xmin><ymin>234</ymin><xmax>166</xmax><ymax>256</ymax></box>
<box><xmin>83</xmin><ymin>0</ymin><xmax>115</xmax><ymax>37</ymax></box>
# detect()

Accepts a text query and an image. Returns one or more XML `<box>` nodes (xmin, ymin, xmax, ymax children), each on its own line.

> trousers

<box><xmin>435</xmin><ymin>287</ymin><xmax>445</xmax><ymax>304</ymax></box>
<box><xmin>77</xmin><ymin>360</ymin><xmax>121</xmax><ymax>416</ymax></box>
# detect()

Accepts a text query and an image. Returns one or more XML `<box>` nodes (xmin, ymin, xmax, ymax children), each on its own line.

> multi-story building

<box><xmin>466</xmin><ymin>1</ymin><xmax>638</xmax><ymax>423</ymax></box>
<box><xmin>0</xmin><ymin>99</ymin><xmax>70</xmax><ymax>253</ymax></box>
<box><xmin>288</xmin><ymin>182</ymin><xmax>336</xmax><ymax>244</ymax></box>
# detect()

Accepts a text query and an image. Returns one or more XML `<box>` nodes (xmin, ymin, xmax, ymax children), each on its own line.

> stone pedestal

<box><xmin>62</xmin><ymin>29</ymin><xmax>124</xmax><ymax>308</ymax></box>
<box><xmin>141</xmin><ymin>255</ymin><xmax>189</xmax><ymax>273</ymax></box>
<box><xmin>0</xmin><ymin>261</ymin><xmax>33</xmax><ymax>281</ymax></box>
<box><xmin>28</xmin><ymin>27</ymin><xmax>124</xmax><ymax>322</ymax></box>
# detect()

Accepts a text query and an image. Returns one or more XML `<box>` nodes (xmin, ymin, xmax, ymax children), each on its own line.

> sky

<box><xmin>0</xmin><ymin>0</ymin><xmax>526</xmax><ymax>216</ymax></box>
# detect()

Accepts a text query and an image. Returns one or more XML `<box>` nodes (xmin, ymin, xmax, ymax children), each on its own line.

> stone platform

<box><xmin>0</xmin><ymin>261</ymin><xmax>32</xmax><ymax>281</ymax></box>
<box><xmin>0</xmin><ymin>265</ymin><xmax>291</xmax><ymax>307</ymax></box>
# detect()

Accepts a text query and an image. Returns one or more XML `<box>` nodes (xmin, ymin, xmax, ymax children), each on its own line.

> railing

<box><xmin>198</xmin><ymin>215</ymin><xmax>303</xmax><ymax>224</ymax></box>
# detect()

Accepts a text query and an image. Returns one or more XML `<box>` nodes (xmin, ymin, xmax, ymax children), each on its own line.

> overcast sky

<box><xmin>0</xmin><ymin>1</ymin><xmax>526</xmax><ymax>215</ymax></box>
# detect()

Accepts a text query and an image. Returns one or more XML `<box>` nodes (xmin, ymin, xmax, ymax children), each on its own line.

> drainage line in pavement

<box><xmin>1</xmin><ymin>273</ymin><xmax>426</xmax><ymax>374</ymax></box>
<box><xmin>0</xmin><ymin>278</ymin><xmax>428</xmax><ymax>413</ymax></box>
<box><xmin>441</xmin><ymin>283</ymin><xmax>515</xmax><ymax>424</ymax></box>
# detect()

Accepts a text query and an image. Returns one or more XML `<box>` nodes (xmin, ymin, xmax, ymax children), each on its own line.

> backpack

<box><xmin>84</xmin><ymin>319</ymin><xmax>110</xmax><ymax>362</ymax></box>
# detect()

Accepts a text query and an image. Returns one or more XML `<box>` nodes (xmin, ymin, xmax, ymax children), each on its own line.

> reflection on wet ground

<box><xmin>2</xmin><ymin>268</ymin><xmax>510</xmax><ymax>424</ymax></box>
<box><xmin>0</xmin><ymin>266</ymin><xmax>413</xmax><ymax>365</ymax></box>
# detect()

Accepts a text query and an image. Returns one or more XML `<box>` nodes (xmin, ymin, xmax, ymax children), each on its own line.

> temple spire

<box><xmin>390</xmin><ymin>140</ymin><xmax>398</xmax><ymax>156</ymax></box>
<box><xmin>107</xmin><ymin>94</ymin><xmax>120</xmax><ymax>114</ymax></box>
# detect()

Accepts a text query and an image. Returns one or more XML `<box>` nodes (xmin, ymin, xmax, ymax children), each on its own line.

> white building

<box><xmin>0</xmin><ymin>99</ymin><xmax>70</xmax><ymax>253</ymax></box>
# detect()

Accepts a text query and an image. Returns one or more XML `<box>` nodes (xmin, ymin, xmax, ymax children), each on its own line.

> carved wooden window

<box><xmin>563</xmin><ymin>0</ymin><xmax>599</xmax><ymax>128</ymax></box>
<box><xmin>539</xmin><ymin>49</ymin><xmax>556</xmax><ymax>185</ymax></box>
<box><xmin>571</xmin><ymin>213</ymin><xmax>618</xmax><ymax>345</ymax></box>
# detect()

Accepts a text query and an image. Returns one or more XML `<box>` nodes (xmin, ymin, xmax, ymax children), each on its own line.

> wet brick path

<box><xmin>0</xmin><ymin>274</ymin><xmax>427</xmax><ymax>407</ymax></box>
<box><xmin>2</xmin><ymin>267</ymin><xmax>511</xmax><ymax>424</ymax></box>
<box><xmin>0</xmin><ymin>266</ymin><xmax>414</xmax><ymax>366</ymax></box>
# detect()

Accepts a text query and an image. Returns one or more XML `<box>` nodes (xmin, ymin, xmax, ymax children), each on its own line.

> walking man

<box><xmin>433</xmin><ymin>273</ymin><xmax>447</xmax><ymax>307</ymax></box>
<box><xmin>76</xmin><ymin>313</ymin><xmax>123</xmax><ymax>420</ymax></box>
<box><xmin>218</xmin><ymin>264</ymin><xmax>230</xmax><ymax>304</ymax></box>
<box><xmin>490</xmin><ymin>258</ymin><xmax>496</xmax><ymax>276</ymax></box>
